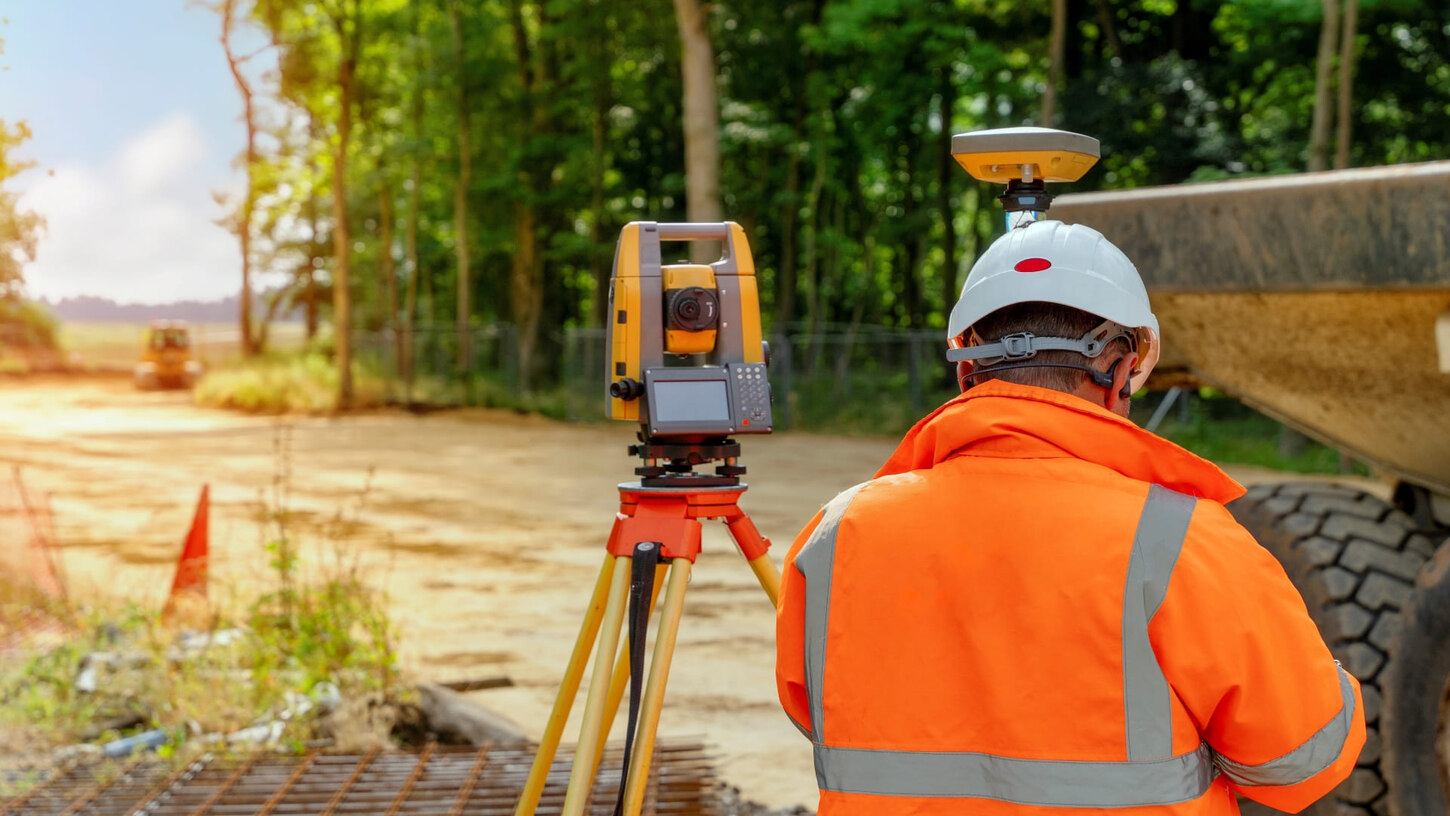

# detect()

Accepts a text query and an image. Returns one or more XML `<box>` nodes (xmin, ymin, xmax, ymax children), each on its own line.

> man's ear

<box><xmin>1107</xmin><ymin>354</ymin><xmax>1137</xmax><ymax>408</ymax></box>
<box><xmin>957</xmin><ymin>361</ymin><xmax>973</xmax><ymax>393</ymax></box>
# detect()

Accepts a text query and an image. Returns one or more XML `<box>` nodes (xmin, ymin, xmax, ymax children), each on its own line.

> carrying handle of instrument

<box><xmin>652</xmin><ymin>222</ymin><xmax>737</xmax><ymax>268</ymax></box>
<box><xmin>655</xmin><ymin>222</ymin><xmax>730</xmax><ymax>241</ymax></box>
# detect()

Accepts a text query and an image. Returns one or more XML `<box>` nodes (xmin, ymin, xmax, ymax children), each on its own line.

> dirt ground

<box><xmin>0</xmin><ymin>376</ymin><xmax>1388</xmax><ymax>809</ymax></box>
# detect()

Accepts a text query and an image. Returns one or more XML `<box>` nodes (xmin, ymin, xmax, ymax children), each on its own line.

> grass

<box><xmin>1131</xmin><ymin>389</ymin><xmax>1367</xmax><ymax>476</ymax></box>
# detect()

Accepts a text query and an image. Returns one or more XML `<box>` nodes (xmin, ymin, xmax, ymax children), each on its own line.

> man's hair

<box><xmin>967</xmin><ymin>302</ymin><xmax>1131</xmax><ymax>392</ymax></box>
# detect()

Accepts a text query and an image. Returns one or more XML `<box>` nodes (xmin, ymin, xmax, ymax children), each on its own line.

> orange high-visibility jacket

<box><xmin>776</xmin><ymin>381</ymin><xmax>1364</xmax><ymax>814</ymax></box>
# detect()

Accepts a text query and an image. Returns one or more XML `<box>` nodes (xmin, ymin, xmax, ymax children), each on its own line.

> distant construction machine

<box><xmin>134</xmin><ymin>319</ymin><xmax>202</xmax><ymax>390</ymax></box>
<box><xmin>1050</xmin><ymin>161</ymin><xmax>1450</xmax><ymax>816</ymax></box>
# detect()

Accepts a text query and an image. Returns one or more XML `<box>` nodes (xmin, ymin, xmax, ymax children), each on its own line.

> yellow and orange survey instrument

<box><xmin>514</xmin><ymin>221</ymin><xmax>781</xmax><ymax>816</ymax></box>
<box><xmin>606</xmin><ymin>222</ymin><xmax>772</xmax><ymax>452</ymax></box>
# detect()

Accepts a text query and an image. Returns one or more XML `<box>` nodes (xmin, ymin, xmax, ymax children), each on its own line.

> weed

<box><xmin>0</xmin><ymin>427</ymin><xmax>400</xmax><ymax>784</ymax></box>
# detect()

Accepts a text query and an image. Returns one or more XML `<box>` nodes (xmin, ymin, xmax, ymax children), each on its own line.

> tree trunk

<box><xmin>330</xmin><ymin>4</ymin><xmax>359</xmax><ymax>408</ymax></box>
<box><xmin>449</xmin><ymin>0</ymin><xmax>472</xmax><ymax>376</ymax></box>
<box><xmin>587</xmin><ymin>1</ymin><xmax>612</xmax><ymax>328</ymax></box>
<box><xmin>507</xmin><ymin>0</ymin><xmax>547</xmax><ymax>390</ymax></box>
<box><xmin>778</xmin><ymin>115</ymin><xmax>802</xmax><ymax>331</ymax></box>
<box><xmin>802</xmin><ymin>110</ymin><xmax>830</xmax><ymax>341</ymax></box>
<box><xmin>937</xmin><ymin>66</ymin><xmax>959</xmax><ymax>330</ymax></box>
<box><xmin>1334</xmin><ymin>0</ymin><xmax>1359</xmax><ymax>170</ymax></box>
<box><xmin>1042</xmin><ymin>0</ymin><xmax>1067</xmax><ymax>125</ymax></box>
<box><xmin>304</xmin><ymin>111</ymin><xmax>322</xmax><ymax>341</ymax></box>
<box><xmin>404</xmin><ymin>89</ymin><xmax>421</xmax><ymax>385</ymax></box>
<box><xmin>673</xmin><ymin>0</ymin><xmax>722</xmax><ymax>262</ymax></box>
<box><xmin>511</xmin><ymin>203</ymin><xmax>543</xmax><ymax>390</ymax></box>
<box><xmin>1093</xmin><ymin>0</ymin><xmax>1123</xmax><ymax>58</ymax></box>
<box><xmin>220</xmin><ymin>0</ymin><xmax>256</xmax><ymax>357</ymax></box>
<box><xmin>588</xmin><ymin>91</ymin><xmax>609</xmax><ymax>328</ymax></box>
<box><xmin>1309</xmin><ymin>0</ymin><xmax>1340</xmax><ymax>172</ymax></box>
<box><xmin>379</xmin><ymin>183</ymin><xmax>399</xmax><ymax>377</ymax></box>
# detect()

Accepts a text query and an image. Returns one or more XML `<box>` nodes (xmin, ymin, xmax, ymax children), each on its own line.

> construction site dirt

<box><xmin>0</xmin><ymin>376</ymin><xmax>1387</xmax><ymax>810</ymax></box>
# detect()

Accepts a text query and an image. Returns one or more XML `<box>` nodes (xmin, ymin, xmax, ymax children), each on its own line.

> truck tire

<box><xmin>1228</xmin><ymin>482</ymin><xmax>1441</xmax><ymax>816</ymax></box>
<box><xmin>1382</xmin><ymin>533</ymin><xmax>1450</xmax><ymax>815</ymax></box>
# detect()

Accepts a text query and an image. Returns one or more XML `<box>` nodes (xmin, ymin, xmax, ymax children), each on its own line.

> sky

<box><xmin>0</xmin><ymin>1</ymin><xmax>268</xmax><ymax>305</ymax></box>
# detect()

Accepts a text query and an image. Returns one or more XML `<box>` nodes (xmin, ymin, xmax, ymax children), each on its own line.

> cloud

<box><xmin>19</xmin><ymin>113</ymin><xmax>242</xmax><ymax>305</ymax></box>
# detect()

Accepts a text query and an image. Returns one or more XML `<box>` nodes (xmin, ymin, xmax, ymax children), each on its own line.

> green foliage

<box><xmin>214</xmin><ymin>0</ymin><xmax>1450</xmax><ymax>418</ymax></box>
<box><xmin>1132</xmin><ymin>391</ymin><xmax>1370</xmax><ymax>475</ymax></box>
<box><xmin>0</xmin><ymin>298</ymin><xmax>58</xmax><ymax>349</ymax></box>
<box><xmin>0</xmin><ymin>118</ymin><xmax>43</xmax><ymax>300</ymax></box>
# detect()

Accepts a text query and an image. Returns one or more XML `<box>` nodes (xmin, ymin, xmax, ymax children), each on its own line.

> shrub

<box><xmin>0</xmin><ymin>299</ymin><xmax>59</xmax><ymax>349</ymax></box>
<box><xmin>194</xmin><ymin>354</ymin><xmax>387</xmax><ymax>414</ymax></box>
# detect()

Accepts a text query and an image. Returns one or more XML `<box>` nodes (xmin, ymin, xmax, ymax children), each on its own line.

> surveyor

<box><xmin>775</xmin><ymin>219</ymin><xmax>1364</xmax><ymax>814</ymax></box>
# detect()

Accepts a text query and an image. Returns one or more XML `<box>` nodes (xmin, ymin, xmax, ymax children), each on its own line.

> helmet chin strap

<box><xmin>958</xmin><ymin>357</ymin><xmax>1133</xmax><ymax>401</ymax></box>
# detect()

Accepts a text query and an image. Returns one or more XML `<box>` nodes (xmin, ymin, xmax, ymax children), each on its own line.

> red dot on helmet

<box><xmin>1014</xmin><ymin>257</ymin><xmax>1052</xmax><ymax>273</ymax></box>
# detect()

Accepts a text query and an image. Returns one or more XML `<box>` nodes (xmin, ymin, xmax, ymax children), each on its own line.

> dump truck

<box><xmin>134</xmin><ymin>319</ymin><xmax>202</xmax><ymax>389</ymax></box>
<box><xmin>1054</xmin><ymin>163</ymin><xmax>1450</xmax><ymax>816</ymax></box>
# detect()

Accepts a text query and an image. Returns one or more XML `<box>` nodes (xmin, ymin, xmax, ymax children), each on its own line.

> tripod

<box><xmin>513</xmin><ymin>475</ymin><xmax>780</xmax><ymax>816</ymax></box>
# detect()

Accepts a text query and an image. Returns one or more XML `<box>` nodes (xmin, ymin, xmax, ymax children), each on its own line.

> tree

<box><xmin>1334</xmin><ymin>0</ymin><xmax>1360</xmax><ymax>169</ymax></box>
<box><xmin>449</xmin><ymin>0</ymin><xmax>472</xmax><ymax>375</ymax></box>
<box><xmin>1042</xmin><ymin>0</ymin><xmax>1066</xmax><ymax>124</ymax></box>
<box><xmin>219</xmin><ymin>0</ymin><xmax>261</xmax><ymax>357</ymax></box>
<box><xmin>324</xmin><ymin>0</ymin><xmax>362</xmax><ymax>407</ymax></box>
<box><xmin>0</xmin><ymin>120</ymin><xmax>42</xmax><ymax>300</ymax></box>
<box><xmin>673</xmin><ymin>0</ymin><xmax>722</xmax><ymax>262</ymax></box>
<box><xmin>1309</xmin><ymin>0</ymin><xmax>1340</xmax><ymax>171</ymax></box>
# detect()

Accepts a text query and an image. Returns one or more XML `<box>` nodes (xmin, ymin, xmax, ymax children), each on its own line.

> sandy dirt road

<box><xmin>0</xmin><ymin>377</ymin><xmax>1387</xmax><ymax>809</ymax></box>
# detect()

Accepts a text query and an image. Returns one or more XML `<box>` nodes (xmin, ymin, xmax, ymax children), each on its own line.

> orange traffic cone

<box><xmin>162</xmin><ymin>485</ymin><xmax>209</xmax><ymax>622</ymax></box>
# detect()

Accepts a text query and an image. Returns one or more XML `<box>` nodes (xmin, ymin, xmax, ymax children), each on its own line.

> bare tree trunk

<box><xmin>507</xmin><ymin>0</ymin><xmax>547</xmax><ymax>390</ymax></box>
<box><xmin>378</xmin><ymin>183</ymin><xmax>399</xmax><ymax>378</ymax></box>
<box><xmin>1093</xmin><ymin>0</ymin><xmax>1123</xmax><ymax>58</ymax></box>
<box><xmin>329</xmin><ymin>2</ymin><xmax>360</xmax><ymax>408</ymax></box>
<box><xmin>588</xmin><ymin>31</ymin><xmax>611</xmax><ymax>328</ymax></box>
<box><xmin>449</xmin><ymin>0</ymin><xmax>472</xmax><ymax>376</ymax></box>
<box><xmin>221</xmin><ymin>0</ymin><xmax>256</xmax><ymax>357</ymax></box>
<box><xmin>1334</xmin><ymin>0</ymin><xmax>1359</xmax><ymax>169</ymax></box>
<box><xmin>936</xmin><ymin>65</ymin><xmax>958</xmax><ymax>326</ymax></box>
<box><xmin>304</xmin><ymin>112</ymin><xmax>322</xmax><ymax>341</ymax></box>
<box><xmin>1042</xmin><ymin>0</ymin><xmax>1067</xmax><ymax>124</ymax></box>
<box><xmin>1309</xmin><ymin>0</ymin><xmax>1340</xmax><ymax>171</ymax></box>
<box><xmin>404</xmin><ymin>96</ymin><xmax>421</xmax><ymax>385</ymax></box>
<box><xmin>672</xmin><ymin>0</ymin><xmax>722</xmax><ymax>262</ymax></box>
<box><xmin>511</xmin><ymin>203</ymin><xmax>543</xmax><ymax>390</ymax></box>
<box><xmin>778</xmin><ymin>117</ymin><xmax>802</xmax><ymax>330</ymax></box>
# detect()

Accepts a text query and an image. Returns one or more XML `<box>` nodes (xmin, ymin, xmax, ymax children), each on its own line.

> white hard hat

<box><xmin>946</xmin><ymin>219</ymin><xmax>1161</xmax><ymax>393</ymax></box>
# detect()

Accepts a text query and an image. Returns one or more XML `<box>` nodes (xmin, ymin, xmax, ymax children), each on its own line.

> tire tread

<box><xmin>1229</xmin><ymin>482</ymin><xmax>1434</xmax><ymax>816</ymax></box>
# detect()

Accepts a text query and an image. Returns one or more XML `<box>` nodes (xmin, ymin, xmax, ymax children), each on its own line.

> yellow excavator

<box><xmin>133</xmin><ymin>320</ymin><xmax>202</xmax><ymax>389</ymax></box>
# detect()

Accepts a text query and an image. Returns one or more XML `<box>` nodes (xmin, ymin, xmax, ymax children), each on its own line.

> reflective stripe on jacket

<box><xmin>776</xmin><ymin>381</ymin><xmax>1364</xmax><ymax>814</ymax></box>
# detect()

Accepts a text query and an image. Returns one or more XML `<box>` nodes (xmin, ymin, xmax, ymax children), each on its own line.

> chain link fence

<box><xmin>560</xmin><ymin>325</ymin><xmax>958</xmax><ymax>433</ymax></box>
<box><xmin>351</xmin><ymin>322</ymin><xmax>1363</xmax><ymax>472</ymax></box>
<box><xmin>353</xmin><ymin>323</ymin><xmax>521</xmax><ymax>406</ymax></box>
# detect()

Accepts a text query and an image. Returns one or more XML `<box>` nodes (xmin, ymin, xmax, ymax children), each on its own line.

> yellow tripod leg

<box><xmin>588</xmin><ymin>562</ymin><xmax>669</xmax><ymax>783</ymax></box>
<box><xmin>747</xmin><ymin>553</ymin><xmax>782</xmax><ymax>606</ymax></box>
<box><xmin>515</xmin><ymin>553</ymin><xmax>617</xmax><ymax>816</ymax></box>
<box><xmin>620</xmin><ymin>559</ymin><xmax>693</xmax><ymax>816</ymax></box>
<box><xmin>560</xmin><ymin>555</ymin><xmax>633</xmax><ymax>816</ymax></box>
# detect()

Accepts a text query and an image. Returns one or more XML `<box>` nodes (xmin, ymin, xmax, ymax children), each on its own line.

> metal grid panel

<box><xmin>3</xmin><ymin>743</ymin><xmax>718</xmax><ymax>816</ymax></box>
